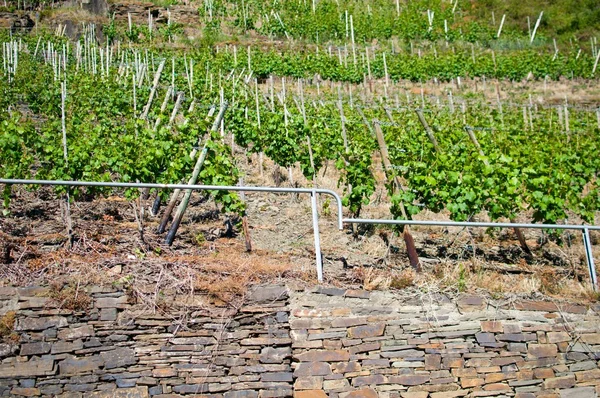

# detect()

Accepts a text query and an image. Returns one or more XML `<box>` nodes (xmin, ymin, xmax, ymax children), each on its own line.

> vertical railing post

<box><xmin>311</xmin><ymin>190</ymin><xmax>323</xmax><ymax>282</ymax></box>
<box><xmin>582</xmin><ymin>227</ymin><xmax>598</xmax><ymax>291</ymax></box>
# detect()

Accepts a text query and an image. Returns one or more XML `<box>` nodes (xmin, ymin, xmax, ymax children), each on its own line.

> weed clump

<box><xmin>390</xmin><ymin>271</ymin><xmax>415</xmax><ymax>290</ymax></box>
<box><xmin>0</xmin><ymin>311</ymin><xmax>18</xmax><ymax>343</ymax></box>
<box><xmin>48</xmin><ymin>281</ymin><xmax>92</xmax><ymax>311</ymax></box>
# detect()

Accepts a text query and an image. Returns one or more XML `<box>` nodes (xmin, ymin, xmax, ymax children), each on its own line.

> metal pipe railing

<box><xmin>0</xmin><ymin>179</ymin><xmax>343</xmax><ymax>282</ymax></box>
<box><xmin>0</xmin><ymin>179</ymin><xmax>343</xmax><ymax>230</ymax></box>
<box><xmin>343</xmin><ymin>218</ymin><xmax>600</xmax><ymax>231</ymax></box>
<box><xmin>344</xmin><ymin>218</ymin><xmax>598</xmax><ymax>290</ymax></box>
<box><xmin>1</xmin><ymin>179</ymin><xmax>598</xmax><ymax>289</ymax></box>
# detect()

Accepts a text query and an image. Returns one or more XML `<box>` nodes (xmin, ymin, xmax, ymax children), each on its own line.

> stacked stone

<box><xmin>289</xmin><ymin>287</ymin><xmax>600</xmax><ymax>398</ymax></box>
<box><xmin>108</xmin><ymin>3</ymin><xmax>199</xmax><ymax>25</ymax></box>
<box><xmin>0</xmin><ymin>285</ymin><xmax>292</xmax><ymax>398</ymax></box>
<box><xmin>1</xmin><ymin>283</ymin><xmax>599</xmax><ymax>398</ymax></box>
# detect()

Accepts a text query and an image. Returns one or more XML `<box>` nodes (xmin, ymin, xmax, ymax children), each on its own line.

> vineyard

<box><xmin>1</xmin><ymin>0</ymin><xmax>600</xmax><ymax>300</ymax></box>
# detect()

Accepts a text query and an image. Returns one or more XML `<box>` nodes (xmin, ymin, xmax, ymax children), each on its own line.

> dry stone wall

<box><xmin>0</xmin><ymin>284</ymin><xmax>292</xmax><ymax>397</ymax></box>
<box><xmin>108</xmin><ymin>3</ymin><xmax>198</xmax><ymax>26</ymax></box>
<box><xmin>0</xmin><ymin>284</ymin><xmax>599</xmax><ymax>398</ymax></box>
<box><xmin>289</xmin><ymin>287</ymin><xmax>600</xmax><ymax>398</ymax></box>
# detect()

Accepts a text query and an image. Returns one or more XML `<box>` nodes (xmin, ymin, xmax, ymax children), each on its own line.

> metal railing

<box><xmin>0</xmin><ymin>179</ymin><xmax>343</xmax><ymax>283</ymax></box>
<box><xmin>1</xmin><ymin>178</ymin><xmax>598</xmax><ymax>290</ymax></box>
<box><xmin>345</xmin><ymin>218</ymin><xmax>599</xmax><ymax>290</ymax></box>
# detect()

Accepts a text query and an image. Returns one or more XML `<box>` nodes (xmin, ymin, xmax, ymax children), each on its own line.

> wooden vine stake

<box><xmin>157</xmin><ymin>106</ymin><xmax>217</xmax><ymax>233</ymax></box>
<box><xmin>530</xmin><ymin>11</ymin><xmax>543</xmax><ymax>44</ymax></box>
<box><xmin>165</xmin><ymin>104</ymin><xmax>228</xmax><ymax>246</ymax></box>
<box><xmin>140</xmin><ymin>59</ymin><xmax>166</xmax><ymax>120</ymax></box>
<box><xmin>168</xmin><ymin>91</ymin><xmax>184</xmax><ymax>126</ymax></box>
<box><xmin>496</xmin><ymin>14</ymin><xmax>505</xmax><ymax>39</ymax></box>
<box><xmin>373</xmin><ymin>121</ymin><xmax>420</xmax><ymax>271</ymax></box>
<box><xmin>415</xmin><ymin>109</ymin><xmax>441</xmax><ymax>152</ymax></box>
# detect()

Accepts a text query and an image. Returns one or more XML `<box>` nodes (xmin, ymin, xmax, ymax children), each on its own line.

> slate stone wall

<box><xmin>108</xmin><ymin>3</ymin><xmax>198</xmax><ymax>26</ymax></box>
<box><xmin>289</xmin><ymin>287</ymin><xmax>600</xmax><ymax>398</ymax></box>
<box><xmin>0</xmin><ymin>284</ymin><xmax>291</xmax><ymax>397</ymax></box>
<box><xmin>0</xmin><ymin>284</ymin><xmax>599</xmax><ymax>398</ymax></box>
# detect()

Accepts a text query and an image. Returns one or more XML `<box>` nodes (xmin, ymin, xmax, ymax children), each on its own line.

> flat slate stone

<box><xmin>101</xmin><ymin>347</ymin><xmax>137</xmax><ymax>369</ymax></box>
<box><xmin>0</xmin><ymin>343</ymin><xmax>17</xmax><ymax>358</ymax></box>
<box><xmin>457</xmin><ymin>296</ymin><xmax>486</xmax><ymax>311</ymax></box>
<box><xmin>260</xmin><ymin>372</ymin><xmax>293</xmax><ymax>382</ymax></box>
<box><xmin>559</xmin><ymin>387</ymin><xmax>596</xmax><ymax>398</ymax></box>
<box><xmin>169</xmin><ymin>336</ymin><xmax>216</xmax><ymax>345</ymax></box>
<box><xmin>352</xmin><ymin>374</ymin><xmax>387</xmax><ymax>387</ymax></box>
<box><xmin>345</xmin><ymin>388</ymin><xmax>378</xmax><ymax>398</ymax></box>
<box><xmin>0</xmin><ymin>359</ymin><xmax>55</xmax><ymax>378</ymax></box>
<box><xmin>389</xmin><ymin>374</ymin><xmax>431</xmax><ymax>386</ymax></box>
<box><xmin>51</xmin><ymin>340</ymin><xmax>84</xmax><ymax>354</ymax></box>
<box><xmin>569</xmin><ymin>361</ymin><xmax>597</xmax><ymax>372</ymax></box>
<box><xmin>15</xmin><ymin>316</ymin><xmax>68</xmax><ymax>331</ymax></box>
<box><xmin>380</xmin><ymin>349</ymin><xmax>424</xmax><ymax>359</ymax></box>
<box><xmin>315</xmin><ymin>287</ymin><xmax>346</xmax><ymax>296</ymax></box>
<box><xmin>430</xmin><ymin>391</ymin><xmax>469</xmax><ymax>398</ymax></box>
<box><xmin>59</xmin><ymin>356</ymin><xmax>104</xmax><ymax>375</ymax></box>
<box><xmin>480</xmin><ymin>321</ymin><xmax>503</xmax><ymax>333</ymax></box>
<box><xmin>260</xmin><ymin>346</ymin><xmax>291</xmax><ymax>364</ymax></box>
<box><xmin>542</xmin><ymin>376</ymin><xmax>575</xmax><ymax>389</ymax></box>
<box><xmin>401</xmin><ymin>393</ymin><xmax>429</xmax><ymax>398</ymax></box>
<box><xmin>85</xmin><ymin>386</ymin><xmax>149</xmax><ymax>398</ymax></box>
<box><xmin>0</xmin><ymin>287</ymin><xmax>16</xmax><ymax>299</ymax></box>
<box><xmin>40</xmin><ymin>385</ymin><xmax>63</xmax><ymax>396</ymax></box>
<box><xmin>579</xmin><ymin>333</ymin><xmax>600</xmax><ymax>344</ymax></box>
<box><xmin>246</xmin><ymin>285</ymin><xmax>288</xmax><ymax>303</ymax></box>
<box><xmin>497</xmin><ymin>333</ymin><xmax>526</xmax><ymax>342</ymax></box>
<box><xmin>294</xmin><ymin>375</ymin><xmax>324</xmax><ymax>390</ymax></box>
<box><xmin>10</xmin><ymin>387</ymin><xmax>41</xmax><ymax>396</ymax></box>
<box><xmin>223</xmin><ymin>390</ymin><xmax>259</xmax><ymax>398</ymax></box>
<box><xmin>331</xmin><ymin>361</ymin><xmax>361</xmax><ymax>373</ymax></box>
<box><xmin>293</xmin><ymin>391</ymin><xmax>326</xmax><ymax>398</ymax></box>
<box><xmin>95</xmin><ymin>296</ymin><xmax>128</xmax><ymax>309</ymax></box>
<box><xmin>513</xmin><ymin>300</ymin><xmax>587</xmax><ymax>314</ymax></box>
<box><xmin>57</xmin><ymin>325</ymin><xmax>94</xmax><ymax>340</ymax></box>
<box><xmin>476</xmin><ymin>333</ymin><xmax>496</xmax><ymax>344</ymax></box>
<box><xmin>294</xmin><ymin>362</ymin><xmax>331</xmax><ymax>377</ymax></box>
<box><xmin>18</xmin><ymin>297</ymin><xmax>49</xmax><ymax>309</ymax></box>
<box><xmin>347</xmin><ymin>323</ymin><xmax>385</xmax><ymax>339</ymax></box>
<box><xmin>99</xmin><ymin>308</ymin><xmax>118</xmax><ymax>321</ymax></box>
<box><xmin>547</xmin><ymin>332</ymin><xmax>571</xmax><ymax>343</ymax></box>
<box><xmin>152</xmin><ymin>368</ymin><xmax>178</xmax><ymax>378</ymax></box>
<box><xmin>425</xmin><ymin>354</ymin><xmax>442</xmax><ymax>371</ymax></box>
<box><xmin>345</xmin><ymin>289</ymin><xmax>370</xmax><ymax>299</ymax></box>
<box><xmin>527</xmin><ymin>344</ymin><xmax>558</xmax><ymax>358</ymax></box>
<box><xmin>294</xmin><ymin>350</ymin><xmax>350</xmax><ymax>362</ymax></box>
<box><xmin>331</xmin><ymin>317</ymin><xmax>369</xmax><ymax>328</ymax></box>
<box><xmin>20</xmin><ymin>342</ymin><xmax>51</xmax><ymax>356</ymax></box>
<box><xmin>172</xmin><ymin>384</ymin><xmax>209</xmax><ymax>394</ymax></box>
<box><xmin>241</xmin><ymin>337</ymin><xmax>291</xmax><ymax>346</ymax></box>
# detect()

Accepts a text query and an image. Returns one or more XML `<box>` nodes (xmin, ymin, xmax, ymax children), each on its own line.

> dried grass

<box><xmin>0</xmin><ymin>311</ymin><xmax>18</xmax><ymax>344</ymax></box>
<box><xmin>47</xmin><ymin>280</ymin><xmax>93</xmax><ymax>311</ymax></box>
<box><xmin>350</xmin><ymin>267</ymin><xmax>392</xmax><ymax>291</ymax></box>
<box><xmin>191</xmin><ymin>241</ymin><xmax>303</xmax><ymax>303</ymax></box>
